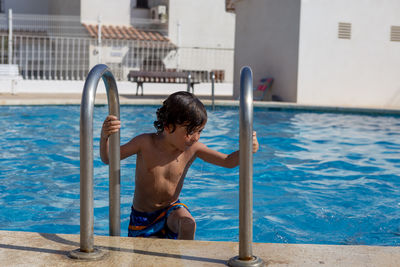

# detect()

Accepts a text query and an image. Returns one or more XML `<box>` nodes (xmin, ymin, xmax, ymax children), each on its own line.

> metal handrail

<box><xmin>211</xmin><ymin>71</ymin><xmax>215</xmax><ymax>110</ymax></box>
<box><xmin>8</xmin><ymin>9</ymin><xmax>13</xmax><ymax>64</ymax></box>
<box><xmin>69</xmin><ymin>64</ymin><xmax>120</xmax><ymax>260</ymax></box>
<box><xmin>187</xmin><ymin>72</ymin><xmax>192</xmax><ymax>93</ymax></box>
<box><xmin>239</xmin><ymin>66</ymin><xmax>254</xmax><ymax>259</ymax></box>
<box><xmin>228</xmin><ymin>67</ymin><xmax>265</xmax><ymax>267</ymax></box>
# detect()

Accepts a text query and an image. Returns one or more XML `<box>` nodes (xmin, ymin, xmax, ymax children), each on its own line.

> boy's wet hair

<box><xmin>154</xmin><ymin>91</ymin><xmax>207</xmax><ymax>134</ymax></box>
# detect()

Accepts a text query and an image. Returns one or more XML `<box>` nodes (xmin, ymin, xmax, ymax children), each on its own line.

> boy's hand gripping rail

<box><xmin>228</xmin><ymin>67</ymin><xmax>265</xmax><ymax>267</ymax></box>
<box><xmin>69</xmin><ymin>64</ymin><xmax>120</xmax><ymax>260</ymax></box>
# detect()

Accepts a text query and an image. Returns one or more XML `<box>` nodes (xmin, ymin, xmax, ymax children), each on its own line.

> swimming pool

<box><xmin>1</xmin><ymin>105</ymin><xmax>399</xmax><ymax>246</ymax></box>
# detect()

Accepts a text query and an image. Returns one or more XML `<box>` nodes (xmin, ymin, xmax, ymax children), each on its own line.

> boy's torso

<box><xmin>132</xmin><ymin>133</ymin><xmax>198</xmax><ymax>212</ymax></box>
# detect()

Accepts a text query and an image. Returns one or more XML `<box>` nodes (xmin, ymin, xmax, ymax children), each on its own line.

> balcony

<box><xmin>130</xmin><ymin>17</ymin><xmax>168</xmax><ymax>35</ymax></box>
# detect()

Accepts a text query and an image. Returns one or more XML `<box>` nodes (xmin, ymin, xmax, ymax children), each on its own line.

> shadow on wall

<box><xmin>386</xmin><ymin>87</ymin><xmax>400</xmax><ymax>107</ymax></box>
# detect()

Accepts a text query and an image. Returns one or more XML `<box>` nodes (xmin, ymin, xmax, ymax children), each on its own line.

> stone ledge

<box><xmin>0</xmin><ymin>230</ymin><xmax>398</xmax><ymax>266</ymax></box>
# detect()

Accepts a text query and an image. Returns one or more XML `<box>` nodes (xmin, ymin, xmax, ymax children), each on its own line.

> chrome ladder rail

<box><xmin>69</xmin><ymin>64</ymin><xmax>121</xmax><ymax>260</ymax></box>
<box><xmin>211</xmin><ymin>71</ymin><xmax>215</xmax><ymax>110</ymax></box>
<box><xmin>228</xmin><ymin>67</ymin><xmax>265</xmax><ymax>267</ymax></box>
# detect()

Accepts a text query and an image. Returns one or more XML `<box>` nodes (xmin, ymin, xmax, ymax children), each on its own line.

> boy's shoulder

<box><xmin>134</xmin><ymin>132</ymin><xmax>161</xmax><ymax>147</ymax></box>
<box><xmin>134</xmin><ymin>132</ymin><xmax>155</xmax><ymax>141</ymax></box>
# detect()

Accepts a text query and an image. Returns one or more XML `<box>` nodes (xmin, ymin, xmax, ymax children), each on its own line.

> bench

<box><xmin>127</xmin><ymin>70</ymin><xmax>201</xmax><ymax>96</ymax></box>
<box><xmin>0</xmin><ymin>64</ymin><xmax>22</xmax><ymax>94</ymax></box>
<box><xmin>0</xmin><ymin>64</ymin><xmax>20</xmax><ymax>78</ymax></box>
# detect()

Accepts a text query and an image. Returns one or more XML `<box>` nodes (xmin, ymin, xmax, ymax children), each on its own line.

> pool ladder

<box><xmin>69</xmin><ymin>64</ymin><xmax>264</xmax><ymax>266</ymax></box>
<box><xmin>227</xmin><ymin>67</ymin><xmax>265</xmax><ymax>267</ymax></box>
<box><xmin>69</xmin><ymin>64</ymin><xmax>120</xmax><ymax>260</ymax></box>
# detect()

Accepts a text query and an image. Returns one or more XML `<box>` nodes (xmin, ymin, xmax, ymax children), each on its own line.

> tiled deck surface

<box><xmin>1</xmin><ymin>230</ymin><xmax>399</xmax><ymax>267</ymax></box>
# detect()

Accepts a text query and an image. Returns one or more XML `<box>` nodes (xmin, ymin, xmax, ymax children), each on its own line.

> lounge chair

<box><xmin>254</xmin><ymin>77</ymin><xmax>273</xmax><ymax>101</ymax></box>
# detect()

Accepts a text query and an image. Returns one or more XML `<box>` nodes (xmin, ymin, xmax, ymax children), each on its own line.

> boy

<box><xmin>100</xmin><ymin>91</ymin><xmax>259</xmax><ymax>240</ymax></box>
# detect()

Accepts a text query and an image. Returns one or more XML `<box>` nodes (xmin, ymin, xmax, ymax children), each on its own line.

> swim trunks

<box><xmin>128</xmin><ymin>199</ymin><xmax>190</xmax><ymax>239</ymax></box>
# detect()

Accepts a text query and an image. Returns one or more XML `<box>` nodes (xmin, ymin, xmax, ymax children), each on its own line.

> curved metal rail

<box><xmin>69</xmin><ymin>64</ymin><xmax>120</xmax><ymax>260</ymax></box>
<box><xmin>228</xmin><ymin>67</ymin><xmax>265</xmax><ymax>267</ymax></box>
<box><xmin>211</xmin><ymin>71</ymin><xmax>215</xmax><ymax>110</ymax></box>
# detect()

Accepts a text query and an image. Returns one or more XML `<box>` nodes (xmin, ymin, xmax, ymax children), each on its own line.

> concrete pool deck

<box><xmin>1</xmin><ymin>92</ymin><xmax>400</xmax><ymax>115</ymax></box>
<box><xmin>1</xmin><ymin>93</ymin><xmax>400</xmax><ymax>266</ymax></box>
<box><xmin>0</xmin><ymin>230</ymin><xmax>399</xmax><ymax>267</ymax></box>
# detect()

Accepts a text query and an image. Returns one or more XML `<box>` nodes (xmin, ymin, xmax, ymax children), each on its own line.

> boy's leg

<box><xmin>167</xmin><ymin>207</ymin><xmax>196</xmax><ymax>240</ymax></box>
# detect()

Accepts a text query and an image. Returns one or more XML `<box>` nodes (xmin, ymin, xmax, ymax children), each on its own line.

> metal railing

<box><xmin>0</xmin><ymin>11</ymin><xmax>234</xmax><ymax>83</ymax></box>
<box><xmin>228</xmin><ymin>67</ymin><xmax>265</xmax><ymax>267</ymax></box>
<box><xmin>0</xmin><ymin>13</ymin><xmax>88</xmax><ymax>37</ymax></box>
<box><xmin>69</xmin><ymin>64</ymin><xmax>120</xmax><ymax>260</ymax></box>
<box><xmin>3</xmin><ymin>33</ymin><xmax>234</xmax><ymax>82</ymax></box>
<box><xmin>130</xmin><ymin>17</ymin><xmax>168</xmax><ymax>35</ymax></box>
<box><xmin>211</xmin><ymin>71</ymin><xmax>215</xmax><ymax>110</ymax></box>
<box><xmin>0</xmin><ymin>13</ymin><xmax>166</xmax><ymax>37</ymax></box>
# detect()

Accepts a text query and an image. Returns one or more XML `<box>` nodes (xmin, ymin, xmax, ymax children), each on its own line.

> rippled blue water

<box><xmin>1</xmin><ymin>105</ymin><xmax>400</xmax><ymax>245</ymax></box>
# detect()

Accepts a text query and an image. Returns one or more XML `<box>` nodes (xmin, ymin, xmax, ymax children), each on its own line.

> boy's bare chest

<box><xmin>148</xmin><ymin>163</ymin><xmax>183</xmax><ymax>182</ymax></box>
<box><xmin>140</xmin><ymin>149</ymin><xmax>193</xmax><ymax>182</ymax></box>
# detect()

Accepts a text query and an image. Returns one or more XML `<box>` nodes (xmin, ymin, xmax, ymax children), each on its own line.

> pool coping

<box><xmin>1</xmin><ymin>93</ymin><xmax>400</xmax><ymax>115</ymax></box>
<box><xmin>0</xmin><ymin>230</ymin><xmax>399</xmax><ymax>266</ymax></box>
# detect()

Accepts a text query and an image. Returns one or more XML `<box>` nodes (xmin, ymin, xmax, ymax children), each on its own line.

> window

<box><xmin>136</xmin><ymin>0</ymin><xmax>149</xmax><ymax>9</ymax></box>
<box><xmin>390</xmin><ymin>26</ymin><xmax>400</xmax><ymax>42</ymax></box>
<box><xmin>338</xmin><ymin>22</ymin><xmax>351</xmax><ymax>40</ymax></box>
<box><xmin>0</xmin><ymin>0</ymin><xmax>4</xmax><ymax>13</ymax></box>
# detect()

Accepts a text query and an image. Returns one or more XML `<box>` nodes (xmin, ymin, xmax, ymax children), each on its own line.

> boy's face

<box><xmin>165</xmin><ymin>122</ymin><xmax>205</xmax><ymax>151</ymax></box>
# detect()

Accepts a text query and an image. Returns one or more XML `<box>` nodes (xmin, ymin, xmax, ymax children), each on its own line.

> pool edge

<box><xmin>2</xmin><ymin>93</ymin><xmax>400</xmax><ymax>115</ymax></box>
<box><xmin>0</xmin><ymin>230</ymin><xmax>398</xmax><ymax>266</ymax></box>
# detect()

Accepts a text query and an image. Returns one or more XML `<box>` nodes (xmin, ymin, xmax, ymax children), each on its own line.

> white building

<box><xmin>233</xmin><ymin>0</ymin><xmax>400</xmax><ymax>108</ymax></box>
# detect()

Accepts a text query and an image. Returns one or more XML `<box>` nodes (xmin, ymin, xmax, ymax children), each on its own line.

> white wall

<box><xmin>168</xmin><ymin>0</ymin><xmax>235</xmax><ymax>48</ymax></box>
<box><xmin>297</xmin><ymin>0</ymin><xmax>400</xmax><ymax>108</ymax></box>
<box><xmin>168</xmin><ymin>0</ymin><xmax>235</xmax><ymax>82</ymax></box>
<box><xmin>233</xmin><ymin>0</ymin><xmax>301</xmax><ymax>101</ymax></box>
<box><xmin>81</xmin><ymin>0</ymin><xmax>131</xmax><ymax>25</ymax></box>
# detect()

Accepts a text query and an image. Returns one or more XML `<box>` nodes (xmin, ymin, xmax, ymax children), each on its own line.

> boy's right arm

<box><xmin>100</xmin><ymin>115</ymin><xmax>142</xmax><ymax>164</ymax></box>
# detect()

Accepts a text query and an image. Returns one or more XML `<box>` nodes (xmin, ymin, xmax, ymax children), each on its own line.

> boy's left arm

<box><xmin>196</xmin><ymin>131</ymin><xmax>259</xmax><ymax>168</ymax></box>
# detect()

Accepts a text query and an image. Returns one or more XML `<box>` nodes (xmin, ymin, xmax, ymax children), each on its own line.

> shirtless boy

<box><xmin>100</xmin><ymin>91</ymin><xmax>259</xmax><ymax>240</ymax></box>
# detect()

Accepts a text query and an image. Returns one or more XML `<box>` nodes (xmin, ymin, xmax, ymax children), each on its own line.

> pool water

<box><xmin>1</xmin><ymin>105</ymin><xmax>400</xmax><ymax>246</ymax></box>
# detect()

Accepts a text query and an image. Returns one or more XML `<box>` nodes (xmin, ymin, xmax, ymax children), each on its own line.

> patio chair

<box><xmin>254</xmin><ymin>77</ymin><xmax>274</xmax><ymax>101</ymax></box>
